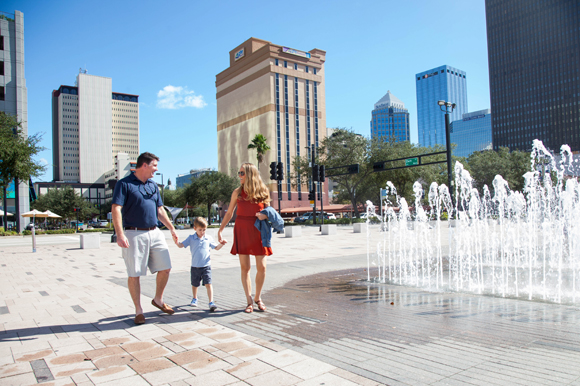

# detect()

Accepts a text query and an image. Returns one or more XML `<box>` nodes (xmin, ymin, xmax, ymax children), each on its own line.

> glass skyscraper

<box><xmin>370</xmin><ymin>90</ymin><xmax>410</xmax><ymax>142</ymax></box>
<box><xmin>450</xmin><ymin>109</ymin><xmax>492</xmax><ymax>158</ymax></box>
<box><xmin>416</xmin><ymin>65</ymin><xmax>468</xmax><ymax>148</ymax></box>
<box><xmin>485</xmin><ymin>0</ymin><xmax>580</xmax><ymax>152</ymax></box>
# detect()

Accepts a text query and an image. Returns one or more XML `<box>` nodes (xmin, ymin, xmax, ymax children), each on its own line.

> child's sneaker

<box><xmin>190</xmin><ymin>298</ymin><xmax>198</xmax><ymax>307</ymax></box>
<box><xmin>209</xmin><ymin>302</ymin><xmax>217</xmax><ymax>312</ymax></box>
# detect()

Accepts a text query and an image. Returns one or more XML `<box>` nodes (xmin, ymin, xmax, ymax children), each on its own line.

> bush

<box><xmin>22</xmin><ymin>229</ymin><xmax>76</xmax><ymax>235</ymax></box>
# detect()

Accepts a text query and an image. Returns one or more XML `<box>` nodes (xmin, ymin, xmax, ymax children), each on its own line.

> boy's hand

<box><xmin>220</xmin><ymin>239</ymin><xmax>227</xmax><ymax>245</ymax></box>
<box><xmin>173</xmin><ymin>237</ymin><xmax>180</xmax><ymax>246</ymax></box>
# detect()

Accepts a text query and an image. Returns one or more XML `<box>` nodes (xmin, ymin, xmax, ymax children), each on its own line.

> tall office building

<box><xmin>450</xmin><ymin>109</ymin><xmax>492</xmax><ymax>158</ymax></box>
<box><xmin>370</xmin><ymin>90</ymin><xmax>410</xmax><ymax>142</ymax></box>
<box><xmin>485</xmin><ymin>0</ymin><xmax>580</xmax><ymax>152</ymax></box>
<box><xmin>416</xmin><ymin>65</ymin><xmax>468</xmax><ymax>148</ymax></box>
<box><xmin>1</xmin><ymin>10</ymin><xmax>29</xmax><ymax>231</ymax></box>
<box><xmin>216</xmin><ymin>38</ymin><xmax>327</xmax><ymax>209</ymax></box>
<box><xmin>52</xmin><ymin>72</ymin><xmax>139</xmax><ymax>184</ymax></box>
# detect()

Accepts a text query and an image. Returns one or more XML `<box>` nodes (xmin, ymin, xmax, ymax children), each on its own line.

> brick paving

<box><xmin>1</xmin><ymin>225</ymin><xmax>580</xmax><ymax>385</ymax></box>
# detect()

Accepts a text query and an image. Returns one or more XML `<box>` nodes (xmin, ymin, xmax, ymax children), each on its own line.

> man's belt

<box><xmin>124</xmin><ymin>226</ymin><xmax>157</xmax><ymax>231</ymax></box>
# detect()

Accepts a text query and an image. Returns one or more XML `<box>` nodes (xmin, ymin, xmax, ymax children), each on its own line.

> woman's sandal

<box><xmin>244</xmin><ymin>304</ymin><xmax>253</xmax><ymax>313</ymax></box>
<box><xmin>254</xmin><ymin>299</ymin><xmax>267</xmax><ymax>312</ymax></box>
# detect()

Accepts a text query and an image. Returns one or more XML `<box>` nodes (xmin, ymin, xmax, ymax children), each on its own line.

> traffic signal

<box><xmin>276</xmin><ymin>162</ymin><xmax>284</xmax><ymax>181</ymax></box>
<box><xmin>319</xmin><ymin>165</ymin><xmax>325</xmax><ymax>181</ymax></box>
<box><xmin>312</xmin><ymin>165</ymin><xmax>319</xmax><ymax>181</ymax></box>
<box><xmin>308</xmin><ymin>190</ymin><xmax>315</xmax><ymax>201</ymax></box>
<box><xmin>73</xmin><ymin>207</ymin><xmax>80</xmax><ymax>212</ymax></box>
<box><xmin>269</xmin><ymin>162</ymin><xmax>276</xmax><ymax>180</ymax></box>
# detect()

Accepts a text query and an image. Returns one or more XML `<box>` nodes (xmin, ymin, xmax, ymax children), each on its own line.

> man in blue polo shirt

<box><xmin>112</xmin><ymin>152</ymin><xmax>179</xmax><ymax>325</ymax></box>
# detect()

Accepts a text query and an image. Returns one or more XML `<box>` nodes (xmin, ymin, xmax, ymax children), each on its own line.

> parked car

<box><xmin>97</xmin><ymin>220</ymin><xmax>109</xmax><ymax>228</ymax></box>
<box><xmin>25</xmin><ymin>223</ymin><xmax>39</xmax><ymax>230</ymax></box>
<box><xmin>327</xmin><ymin>213</ymin><xmax>337</xmax><ymax>220</ymax></box>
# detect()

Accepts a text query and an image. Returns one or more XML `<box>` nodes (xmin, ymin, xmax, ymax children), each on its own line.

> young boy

<box><xmin>175</xmin><ymin>217</ymin><xmax>226</xmax><ymax>312</ymax></box>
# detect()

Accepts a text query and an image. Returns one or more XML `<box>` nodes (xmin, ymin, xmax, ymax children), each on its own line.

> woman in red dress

<box><xmin>218</xmin><ymin>163</ymin><xmax>271</xmax><ymax>313</ymax></box>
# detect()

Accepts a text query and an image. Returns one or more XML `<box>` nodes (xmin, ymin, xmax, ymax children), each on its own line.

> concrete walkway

<box><xmin>0</xmin><ymin>225</ymin><xmax>381</xmax><ymax>385</ymax></box>
<box><xmin>2</xmin><ymin>224</ymin><xmax>580</xmax><ymax>385</ymax></box>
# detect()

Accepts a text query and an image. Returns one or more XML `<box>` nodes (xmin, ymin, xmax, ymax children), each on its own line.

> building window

<box><xmin>0</xmin><ymin>61</ymin><xmax>4</xmax><ymax>76</ymax></box>
<box><xmin>0</xmin><ymin>86</ymin><xmax>4</xmax><ymax>101</ymax></box>
<box><xmin>275</xmin><ymin>59</ymin><xmax>279</xmax><ymax>66</ymax></box>
<box><xmin>294</xmin><ymin>63</ymin><xmax>298</xmax><ymax>70</ymax></box>
<box><xmin>0</xmin><ymin>36</ymin><xmax>3</xmax><ymax>51</ymax></box>
<box><xmin>284</xmin><ymin>61</ymin><xmax>287</xmax><ymax>68</ymax></box>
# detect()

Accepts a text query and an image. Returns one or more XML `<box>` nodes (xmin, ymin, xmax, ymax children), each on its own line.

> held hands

<box><xmin>170</xmin><ymin>229</ymin><xmax>178</xmax><ymax>244</ymax></box>
<box><xmin>255</xmin><ymin>212</ymin><xmax>268</xmax><ymax>221</ymax></box>
<box><xmin>217</xmin><ymin>230</ymin><xmax>227</xmax><ymax>245</ymax></box>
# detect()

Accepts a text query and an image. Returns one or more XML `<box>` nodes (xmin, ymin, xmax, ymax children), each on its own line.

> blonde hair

<box><xmin>240</xmin><ymin>163</ymin><xmax>271</xmax><ymax>204</ymax></box>
<box><xmin>193</xmin><ymin>217</ymin><xmax>208</xmax><ymax>228</ymax></box>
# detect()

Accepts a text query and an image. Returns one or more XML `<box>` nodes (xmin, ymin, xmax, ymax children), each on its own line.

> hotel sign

<box><xmin>282</xmin><ymin>47</ymin><xmax>311</xmax><ymax>59</ymax></box>
<box><xmin>234</xmin><ymin>48</ymin><xmax>245</xmax><ymax>61</ymax></box>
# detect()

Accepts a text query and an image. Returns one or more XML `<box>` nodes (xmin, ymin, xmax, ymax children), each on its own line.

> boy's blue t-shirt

<box><xmin>182</xmin><ymin>233</ymin><xmax>218</xmax><ymax>268</ymax></box>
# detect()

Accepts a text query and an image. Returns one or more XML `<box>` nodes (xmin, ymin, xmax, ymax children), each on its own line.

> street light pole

<box><xmin>156</xmin><ymin>172</ymin><xmax>164</xmax><ymax>202</ymax></box>
<box><xmin>438</xmin><ymin>100</ymin><xmax>456</xmax><ymax>204</ymax></box>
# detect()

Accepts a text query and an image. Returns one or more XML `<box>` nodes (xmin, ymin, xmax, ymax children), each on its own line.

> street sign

<box><xmin>405</xmin><ymin>157</ymin><xmax>419</xmax><ymax>166</ymax></box>
<box><xmin>310</xmin><ymin>204</ymin><xmax>314</xmax><ymax>208</ymax></box>
<box><xmin>309</xmin><ymin>200</ymin><xmax>314</xmax><ymax>205</ymax></box>
<box><xmin>380</xmin><ymin>188</ymin><xmax>387</xmax><ymax>198</ymax></box>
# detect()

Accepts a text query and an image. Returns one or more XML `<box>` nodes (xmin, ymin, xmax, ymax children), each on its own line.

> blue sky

<box><xmin>4</xmin><ymin>0</ymin><xmax>490</xmax><ymax>186</ymax></box>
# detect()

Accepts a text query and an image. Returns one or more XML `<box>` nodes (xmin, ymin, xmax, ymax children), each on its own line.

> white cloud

<box><xmin>156</xmin><ymin>85</ymin><xmax>207</xmax><ymax>109</ymax></box>
<box><xmin>39</xmin><ymin>158</ymin><xmax>48</xmax><ymax>165</ymax></box>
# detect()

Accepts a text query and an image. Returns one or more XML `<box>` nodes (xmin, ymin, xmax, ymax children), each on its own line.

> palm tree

<box><xmin>247</xmin><ymin>134</ymin><xmax>271</xmax><ymax>170</ymax></box>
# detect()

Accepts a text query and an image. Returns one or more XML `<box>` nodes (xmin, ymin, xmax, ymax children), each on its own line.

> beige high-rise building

<box><xmin>52</xmin><ymin>72</ymin><xmax>139</xmax><ymax>184</ymax></box>
<box><xmin>216</xmin><ymin>38</ymin><xmax>327</xmax><ymax>209</ymax></box>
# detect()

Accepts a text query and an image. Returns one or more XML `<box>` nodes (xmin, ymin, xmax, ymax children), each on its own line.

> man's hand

<box><xmin>220</xmin><ymin>239</ymin><xmax>227</xmax><ymax>245</ymax></box>
<box><xmin>170</xmin><ymin>229</ymin><xmax>178</xmax><ymax>244</ymax></box>
<box><xmin>117</xmin><ymin>234</ymin><xmax>130</xmax><ymax>248</ymax></box>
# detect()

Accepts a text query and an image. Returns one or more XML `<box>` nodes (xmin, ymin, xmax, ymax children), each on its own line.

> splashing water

<box><xmin>369</xmin><ymin>140</ymin><xmax>580</xmax><ymax>304</ymax></box>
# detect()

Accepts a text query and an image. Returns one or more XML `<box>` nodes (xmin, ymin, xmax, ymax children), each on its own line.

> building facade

<box><xmin>216</xmin><ymin>38</ymin><xmax>328</xmax><ymax>209</ymax></box>
<box><xmin>52</xmin><ymin>72</ymin><xmax>139</xmax><ymax>184</ymax></box>
<box><xmin>450</xmin><ymin>109</ymin><xmax>492</xmax><ymax>158</ymax></box>
<box><xmin>485</xmin><ymin>0</ymin><xmax>580</xmax><ymax>152</ymax></box>
<box><xmin>176</xmin><ymin>168</ymin><xmax>213</xmax><ymax>189</ymax></box>
<box><xmin>1</xmin><ymin>10</ymin><xmax>29</xmax><ymax>231</ymax></box>
<box><xmin>416</xmin><ymin>65</ymin><xmax>468</xmax><ymax>148</ymax></box>
<box><xmin>370</xmin><ymin>90</ymin><xmax>410</xmax><ymax>142</ymax></box>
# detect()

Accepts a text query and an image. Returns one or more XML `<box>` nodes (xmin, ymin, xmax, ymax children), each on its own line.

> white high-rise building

<box><xmin>1</xmin><ymin>10</ymin><xmax>29</xmax><ymax>232</ymax></box>
<box><xmin>52</xmin><ymin>72</ymin><xmax>139</xmax><ymax>184</ymax></box>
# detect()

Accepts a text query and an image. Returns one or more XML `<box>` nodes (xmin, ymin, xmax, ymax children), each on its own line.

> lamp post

<box><xmin>156</xmin><ymin>172</ymin><xmax>164</xmax><ymax>202</ymax></box>
<box><xmin>438</xmin><ymin>100</ymin><xmax>456</xmax><ymax>204</ymax></box>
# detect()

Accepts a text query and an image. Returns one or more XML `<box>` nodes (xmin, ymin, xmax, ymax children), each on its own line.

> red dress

<box><xmin>230</xmin><ymin>189</ymin><xmax>273</xmax><ymax>256</ymax></box>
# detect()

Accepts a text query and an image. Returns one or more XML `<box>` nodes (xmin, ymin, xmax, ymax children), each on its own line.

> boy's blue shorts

<box><xmin>190</xmin><ymin>266</ymin><xmax>212</xmax><ymax>287</ymax></box>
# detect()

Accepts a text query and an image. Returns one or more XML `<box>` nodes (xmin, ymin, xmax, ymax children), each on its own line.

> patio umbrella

<box><xmin>0</xmin><ymin>209</ymin><xmax>14</xmax><ymax>216</ymax></box>
<box><xmin>21</xmin><ymin>209</ymin><xmax>50</xmax><ymax>253</ymax></box>
<box><xmin>43</xmin><ymin>210</ymin><xmax>62</xmax><ymax>218</ymax></box>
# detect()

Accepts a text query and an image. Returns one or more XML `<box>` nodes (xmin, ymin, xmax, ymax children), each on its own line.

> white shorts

<box><xmin>122</xmin><ymin>228</ymin><xmax>172</xmax><ymax>277</ymax></box>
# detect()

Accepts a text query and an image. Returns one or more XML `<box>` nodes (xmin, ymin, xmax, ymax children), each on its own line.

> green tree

<box><xmin>162</xmin><ymin>187</ymin><xmax>186</xmax><ymax>208</ymax></box>
<box><xmin>293</xmin><ymin>128</ymin><xmax>372</xmax><ymax>217</ymax></box>
<box><xmin>465</xmin><ymin>147</ymin><xmax>531</xmax><ymax>194</ymax></box>
<box><xmin>247</xmin><ymin>134</ymin><xmax>271</xmax><ymax>170</ymax></box>
<box><xmin>1</xmin><ymin>112</ymin><xmax>46</xmax><ymax>228</ymax></box>
<box><xmin>183</xmin><ymin>171</ymin><xmax>239</xmax><ymax>224</ymax></box>
<box><xmin>31</xmin><ymin>185</ymin><xmax>98</xmax><ymax>225</ymax></box>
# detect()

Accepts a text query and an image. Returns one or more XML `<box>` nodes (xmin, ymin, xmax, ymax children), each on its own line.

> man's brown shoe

<box><xmin>134</xmin><ymin>314</ymin><xmax>145</xmax><ymax>325</ymax></box>
<box><xmin>151</xmin><ymin>299</ymin><xmax>175</xmax><ymax>315</ymax></box>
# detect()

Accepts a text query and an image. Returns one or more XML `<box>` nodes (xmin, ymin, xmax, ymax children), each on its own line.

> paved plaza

<box><xmin>1</xmin><ymin>225</ymin><xmax>580</xmax><ymax>385</ymax></box>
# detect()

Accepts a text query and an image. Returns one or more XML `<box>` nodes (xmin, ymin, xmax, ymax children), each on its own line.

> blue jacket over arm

<box><xmin>254</xmin><ymin>207</ymin><xmax>285</xmax><ymax>248</ymax></box>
